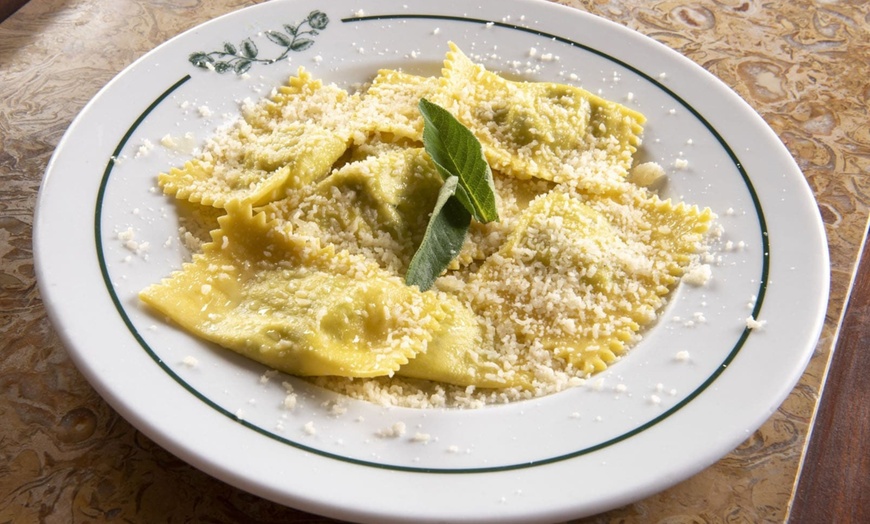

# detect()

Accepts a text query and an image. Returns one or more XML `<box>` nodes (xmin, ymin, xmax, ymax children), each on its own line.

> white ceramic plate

<box><xmin>34</xmin><ymin>0</ymin><xmax>829</xmax><ymax>522</ymax></box>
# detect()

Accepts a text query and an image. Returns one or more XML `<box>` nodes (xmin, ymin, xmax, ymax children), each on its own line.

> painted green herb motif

<box><xmin>189</xmin><ymin>10</ymin><xmax>329</xmax><ymax>74</ymax></box>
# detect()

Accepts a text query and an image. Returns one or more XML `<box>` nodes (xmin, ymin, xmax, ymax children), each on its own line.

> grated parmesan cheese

<box><xmin>135</xmin><ymin>139</ymin><xmax>154</xmax><ymax>158</ymax></box>
<box><xmin>118</xmin><ymin>227</ymin><xmax>150</xmax><ymax>256</ymax></box>
<box><xmin>745</xmin><ymin>316</ymin><xmax>766</xmax><ymax>330</ymax></box>
<box><xmin>412</xmin><ymin>432</ymin><xmax>431</xmax><ymax>443</ymax></box>
<box><xmin>376</xmin><ymin>422</ymin><xmax>407</xmax><ymax>438</ymax></box>
<box><xmin>181</xmin><ymin>356</ymin><xmax>199</xmax><ymax>368</ymax></box>
<box><xmin>682</xmin><ymin>264</ymin><xmax>712</xmax><ymax>286</ymax></box>
<box><xmin>629</xmin><ymin>161</ymin><xmax>665</xmax><ymax>188</ymax></box>
<box><xmin>260</xmin><ymin>369</ymin><xmax>279</xmax><ymax>384</ymax></box>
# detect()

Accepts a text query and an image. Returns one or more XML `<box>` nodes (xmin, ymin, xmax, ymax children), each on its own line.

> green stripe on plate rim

<box><xmin>92</xmin><ymin>13</ymin><xmax>770</xmax><ymax>474</ymax></box>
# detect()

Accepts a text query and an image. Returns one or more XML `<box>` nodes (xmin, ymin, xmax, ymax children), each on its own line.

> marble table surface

<box><xmin>1</xmin><ymin>0</ymin><xmax>867</xmax><ymax>522</ymax></box>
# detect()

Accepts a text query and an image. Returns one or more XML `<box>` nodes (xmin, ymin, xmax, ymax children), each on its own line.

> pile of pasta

<box><xmin>141</xmin><ymin>44</ymin><xmax>713</xmax><ymax>402</ymax></box>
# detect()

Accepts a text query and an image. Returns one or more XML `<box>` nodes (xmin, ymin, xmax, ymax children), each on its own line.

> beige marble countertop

<box><xmin>1</xmin><ymin>0</ymin><xmax>868</xmax><ymax>522</ymax></box>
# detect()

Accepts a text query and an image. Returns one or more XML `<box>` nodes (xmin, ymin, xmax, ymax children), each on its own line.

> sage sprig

<box><xmin>405</xmin><ymin>99</ymin><xmax>499</xmax><ymax>291</ymax></box>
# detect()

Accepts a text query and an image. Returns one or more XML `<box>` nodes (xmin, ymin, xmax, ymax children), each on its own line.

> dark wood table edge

<box><xmin>788</xmin><ymin>216</ymin><xmax>870</xmax><ymax>524</ymax></box>
<box><xmin>0</xmin><ymin>0</ymin><xmax>29</xmax><ymax>24</ymax></box>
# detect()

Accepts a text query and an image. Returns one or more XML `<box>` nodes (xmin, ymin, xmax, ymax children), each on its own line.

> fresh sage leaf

<box><xmin>405</xmin><ymin>176</ymin><xmax>471</xmax><ymax>291</ymax></box>
<box><xmin>418</xmin><ymin>98</ymin><xmax>499</xmax><ymax>224</ymax></box>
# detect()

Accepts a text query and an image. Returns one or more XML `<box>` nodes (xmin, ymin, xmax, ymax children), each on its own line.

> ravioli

<box><xmin>397</xmin><ymin>308</ymin><xmax>531</xmax><ymax>389</ymax></box>
<box><xmin>463</xmin><ymin>188</ymin><xmax>712</xmax><ymax>376</ymax></box>
<box><xmin>159</xmin><ymin>69</ymin><xmax>354</xmax><ymax>208</ymax></box>
<box><xmin>352</xmin><ymin>69</ymin><xmax>443</xmax><ymax>144</ymax></box>
<box><xmin>140</xmin><ymin>201</ymin><xmax>465</xmax><ymax>378</ymax></box>
<box><xmin>439</xmin><ymin>43</ymin><xmax>645</xmax><ymax>189</ymax></box>
<box><xmin>261</xmin><ymin>148</ymin><xmax>444</xmax><ymax>274</ymax></box>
